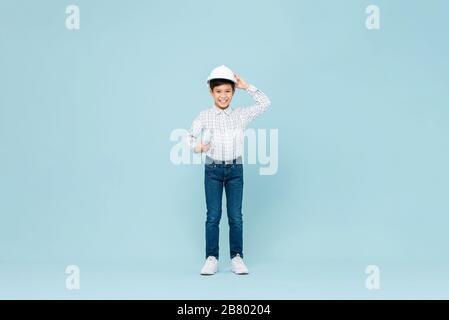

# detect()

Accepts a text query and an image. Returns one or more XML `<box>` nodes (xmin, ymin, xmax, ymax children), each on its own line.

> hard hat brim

<box><xmin>206</xmin><ymin>77</ymin><xmax>237</xmax><ymax>84</ymax></box>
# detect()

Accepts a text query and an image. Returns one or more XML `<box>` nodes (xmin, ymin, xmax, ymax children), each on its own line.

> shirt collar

<box><xmin>213</xmin><ymin>104</ymin><xmax>233</xmax><ymax>115</ymax></box>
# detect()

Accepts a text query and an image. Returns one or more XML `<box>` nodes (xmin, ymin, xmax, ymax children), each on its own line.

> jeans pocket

<box><xmin>233</xmin><ymin>164</ymin><xmax>243</xmax><ymax>175</ymax></box>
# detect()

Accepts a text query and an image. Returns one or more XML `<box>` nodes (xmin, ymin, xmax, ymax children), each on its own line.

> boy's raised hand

<box><xmin>234</xmin><ymin>73</ymin><xmax>250</xmax><ymax>90</ymax></box>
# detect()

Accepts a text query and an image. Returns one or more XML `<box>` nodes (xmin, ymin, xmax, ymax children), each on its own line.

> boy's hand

<box><xmin>234</xmin><ymin>73</ymin><xmax>250</xmax><ymax>90</ymax></box>
<box><xmin>194</xmin><ymin>143</ymin><xmax>210</xmax><ymax>153</ymax></box>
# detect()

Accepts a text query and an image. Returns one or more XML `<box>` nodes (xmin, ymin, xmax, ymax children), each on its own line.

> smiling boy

<box><xmin>186</xmin><ymin>65</ymin><xmax>271</xmax><ymax>275</ymax></box>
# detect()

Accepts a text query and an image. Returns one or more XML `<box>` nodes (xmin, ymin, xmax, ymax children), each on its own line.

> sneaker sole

<box><xmin>231</xmin><ymin>269</ymin><xmax>249</xmax><ymax>275</ymax></box>
<box><xmin>200</xmin><ymin>269</ymin><xmax>218</xmax><ymax>275</ymax></box>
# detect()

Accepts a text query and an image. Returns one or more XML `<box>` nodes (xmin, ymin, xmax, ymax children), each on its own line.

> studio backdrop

<box><xmin>1</xmin><ymin>0</ymin><xmax>448</xmax><ymax>299</ymax></box>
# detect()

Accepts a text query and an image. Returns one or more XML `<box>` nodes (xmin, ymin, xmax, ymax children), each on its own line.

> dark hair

<box><xmin>209</xmin><ymin>78</ymin><xmax>235</xmax><ymax>92</ymax></box>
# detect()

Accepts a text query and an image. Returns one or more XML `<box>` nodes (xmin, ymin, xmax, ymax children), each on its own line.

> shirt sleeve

<box><xmin>239</xmin><ymin>84</ymin><xmax>272</xmax><ymax>126</ymax></box>
<box><xmin>185</xmin><ymin>111</ymin><xmax>204</xmax><ymax>152</ymax></box>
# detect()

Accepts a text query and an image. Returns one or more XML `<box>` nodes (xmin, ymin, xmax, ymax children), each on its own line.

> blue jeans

<box><xmin>204</xmin><ymin>157</ymin><xmax>244</xmax><ymax>260</ymax></box>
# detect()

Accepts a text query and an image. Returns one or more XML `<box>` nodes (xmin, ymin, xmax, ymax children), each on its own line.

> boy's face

<box><xmin>210</xmin><ymin>84</ymin><xmax>234</xmax><ymax>109</ymax></box>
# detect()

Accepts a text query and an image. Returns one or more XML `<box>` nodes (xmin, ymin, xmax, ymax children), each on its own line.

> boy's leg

<box><xmin>224</xmin><ymin>164</ymin><xmax>244</xmax><ymax>259</ymax></box>
<box><xmin>204</xmin><ymin>163</ymin><xmax>224</xmax><ymax>259</ymax></box>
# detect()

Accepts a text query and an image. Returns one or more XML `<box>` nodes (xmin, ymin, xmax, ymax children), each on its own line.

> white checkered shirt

<box><xmin>185</xmin><ymin>84</ymin><xmax>271</xmax><ymax>161</ymax></box>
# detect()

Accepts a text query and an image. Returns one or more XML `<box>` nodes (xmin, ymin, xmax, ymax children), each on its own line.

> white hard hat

<box><xmin>206</xmin><ymin>65</ymin><xmax>237</xmax><ymax>84</ymax></box>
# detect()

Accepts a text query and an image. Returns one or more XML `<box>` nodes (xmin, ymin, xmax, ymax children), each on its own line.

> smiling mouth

<box><xmin>218</xmin><ymin>98</ymin><xmax>228</xmax><ymax>104</ymax></box>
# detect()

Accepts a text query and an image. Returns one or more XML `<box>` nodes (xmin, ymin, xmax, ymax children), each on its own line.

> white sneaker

<box><xmin>200</xmin><ymin>256</ymin><xmax>218</xmax><ymax>275</ymax></box>
<box><xmin>231</xmin><ymin>254</ymin><xmax>249</xmax><ymax>275</ymax></box>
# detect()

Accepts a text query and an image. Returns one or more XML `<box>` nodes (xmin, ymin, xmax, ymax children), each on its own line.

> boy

<box><xmin>186</xmin><ymin>65</ymin><xmax>271</xmax><ymax>275</ymax></box>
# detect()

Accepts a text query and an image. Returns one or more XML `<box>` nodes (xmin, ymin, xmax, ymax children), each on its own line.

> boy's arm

<box><xmin>234</xmin><ymin>74</ymin><xmax>271</xmax><ymax>126</ymax></box>
<box><xmin>185</xmin><ymin>112</ymin><xmax>209</xmax><ymax>153</ymax></box>
<box><xmin>240</xmin><ymin>85</ymin><xmax>271</xmax><ymax>125</ymax></box>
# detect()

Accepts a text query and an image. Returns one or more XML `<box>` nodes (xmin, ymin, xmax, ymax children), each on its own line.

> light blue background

<box><xmin>1</xmin><ymin>0</ymin><xmax>448</xmax><ymax>299</ymax></box>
